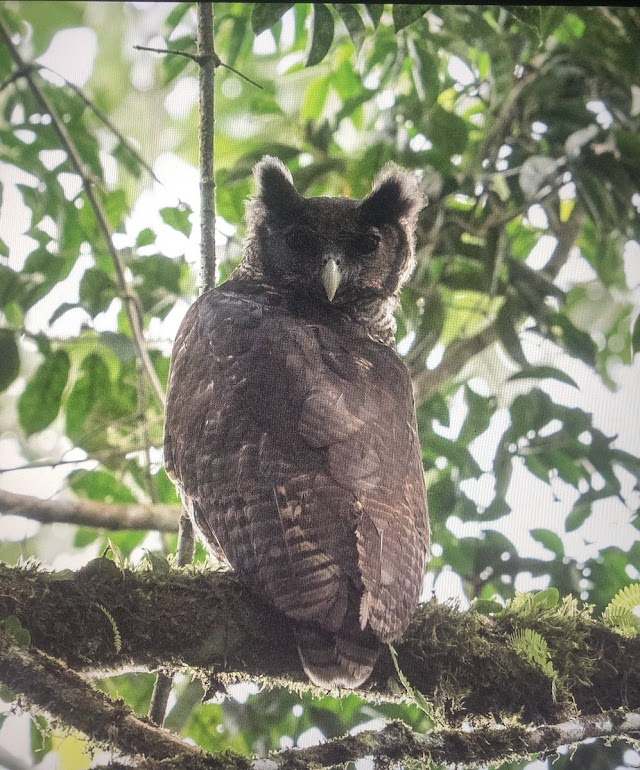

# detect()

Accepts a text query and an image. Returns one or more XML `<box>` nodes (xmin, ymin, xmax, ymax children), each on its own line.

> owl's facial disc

<box><xmin>322</xmin><ymin>258</ymin><xmax>342</xmax><ymax>302</ymax></box>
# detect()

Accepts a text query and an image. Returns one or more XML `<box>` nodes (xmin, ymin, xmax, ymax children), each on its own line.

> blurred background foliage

<box><xmin>0</xmin><ymin>3</ymin><xmax>639</xmax><ymax>769</ymax></box>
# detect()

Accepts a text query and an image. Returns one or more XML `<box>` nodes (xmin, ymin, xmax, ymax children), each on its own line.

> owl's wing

<box><xmin>293</xmin><ymin>325</ymin><xmax>430</xmax><ymax>643</ymax></box>
<box><xmin>165</xmin><ymin>289</ymin><xmax>429</xmax><ymax>648</ymax></box>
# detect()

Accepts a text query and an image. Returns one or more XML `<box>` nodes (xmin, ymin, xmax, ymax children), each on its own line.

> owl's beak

<box><xmin>322</xmin><ymin>258</ymin><xmax>342</xmax><ymax>302</ymax></box>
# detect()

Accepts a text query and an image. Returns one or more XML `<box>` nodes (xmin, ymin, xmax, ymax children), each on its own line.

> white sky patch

<box><xmin>624</xmin><ymin>239</ymin><xmax>640</xmax><ymax>288</ymax></box>
<box><xmin>253</xmin><ymin>29</ymin><xmax>277</xmax><ymax>55</ymax></box>
<box><xmin>165</xmin><ymin>76</ymin><xmax>199</xmax><ymax>119</ymax></box>
<box><xmin>448</xmin><ymin>55</ymin><xmax>475</xmax><ymax>86</ymax></box>
<box><xmin>36</xmin><ymin>27</ymin><xmax>97</xmax><ymax>87</ymax></box>
<box><xmin>525</xmin><ymin>204</ymin><xmax>549</xmax><ymax>230</ymax></box>
<box><xmin>297</xmin><ymin>727</ymin><xmax>325</xmax><ymax>748</ymax></box>
<box><xmin>526</xmin><ymin>235</ymin><xmax>556</xmax><ymax>269</ymax></box>
<box><xmin>227</xmin><ymin>681</ymin><xmax>260</xmax><ymax>704</ymax></box>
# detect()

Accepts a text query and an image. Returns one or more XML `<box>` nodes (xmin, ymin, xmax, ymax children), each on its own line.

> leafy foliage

<box><xmin>603</xmin><ymin>583</ymin><xmax>640</xmax><ymax>638</ymax></box>
<box><xmin>0</xmin><ymin>3</ymin><xmax>639</xmax><ymax>770</ymax></box>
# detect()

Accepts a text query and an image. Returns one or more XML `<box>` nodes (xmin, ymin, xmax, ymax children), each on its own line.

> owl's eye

<box><xmin>285</xmin><ymin>227</ymin><xmax>313</xmax><ymax>251</ymax></box>
<box><xmin>353</xmin><ymin>232</ymin><xmax>380</xmax><ymax>256</ymax></box>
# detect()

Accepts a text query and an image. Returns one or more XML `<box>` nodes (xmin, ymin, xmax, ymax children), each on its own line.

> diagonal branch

<box><xmin>91</xmin><ymin>709</ymin><xmax>640</xmax><ymax>770</ymax></box>
<box><xmin>0</xmin><ymin>489</ymin><xmax>180</xmax><ymax>532</ymax></box>
<box><xmin>0</xmin><ymin>20</ymin><xmax>165</xmax><ymax>408</ymax></box>
<box><xmin>0</xmin><ymin>634</ymin><xmax>202</xmax><ymax>762</ymax></box>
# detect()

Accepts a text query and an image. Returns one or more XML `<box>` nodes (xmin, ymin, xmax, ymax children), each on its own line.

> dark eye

<box><xmin>285</xmin><ymin>227</ymin><xmax>313</xmax><ymax>251</ymax></box>
<box><xmin>354</xmin><ymin>232</ymin><xmax>380</xmax><ymax>256</ymax></box>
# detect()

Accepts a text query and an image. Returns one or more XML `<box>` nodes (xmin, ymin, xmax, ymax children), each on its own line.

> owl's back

<box><xmin>165</xmin><ymin>285</ymin><xmax>429</xmax><ymax>688</ymax></box>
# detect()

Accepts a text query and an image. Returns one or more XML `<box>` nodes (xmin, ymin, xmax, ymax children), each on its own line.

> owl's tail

<box><xmin>295</xmin><ymin>625</ymin><xmax>381</xmax><ymax>689</ymax></box>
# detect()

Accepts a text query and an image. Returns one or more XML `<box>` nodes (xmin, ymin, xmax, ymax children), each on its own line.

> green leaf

<box><xmin>18</xmin><ymin>350</ymin><xmax>70</xmax><ymax>435</ymax></box>
<box><xmin>68</xmin><ymin>469</ymin><xmax>136</xmax><ymax>504</ymax></box>
<box><xmin>136</xmin><ymin>227</ymin><xmax>156</xmax><ymax>247</ymax></box>
<box><xmin>165</xmin><ymin>2</ymin><xmax>194</xmax><ymax>32</ymax></box>
<box><xmin>307</xmin><ymin>4</ymin><xmax>335</xmax><ymax>67</ymax></box>
<box><xmin>251</xmin><ymin>3</ymin><xmax>295</xmax><ymax>35</ymax></box>
<box><xmin>531</xmin><ymin>528</ymin><xmax>564</xmax><ymax>558</ymax></box>
<box><xmin>632</xmin><ymin>314</ymin><xmax>640</xmax><ymax>355</ymax></box>
<box><xmin>146</xmin><ymin>550</ymin><xmax>171</xmax><ymax>573</ymax></box>
<box><xmin>408</xmin><ymin>38</ymin><xmax>440</xmax><ymax>107</ymax></box>
<box><xmin>66</xmin><ymin>353</ymin><xmax>110</xmax><ymax>444</ymax></box>
<box><xmin>1</xmin><ymin>615</ymin><xmax>31</xmax><ymax>647</ymax></box>
<box><xmin>548</xmin><ymin>313</ymin><xmax>598</xmax><ymax>367</ymax></box>
<box><xmin>364</xmin><ymin>4</ymin><xmax>384</xmax><ymax>27</ymax></box>
<box><xmin>427</xmin><ymin>105</ymin><xmax>468</xmax><ymax>156</ymax></box>
<box><xmin>100</xmin><ymin>331</ymin><xmax>137</xmax><ymax>364</ymax></box>
<box><xmin>497</xmin><ymin>302</ymin><xmax>528</xmax><ymax>367</ymax></box>
<box><xmin>160</xmin><ymin>206</ymin><xmax>193</xmax><ymax>237</ymax></box>
<box><xmin>79</xmin><ymin>268</ymin><xmax>117</xmax><ymax>317</ymax></box>
<box><xmin>459</xmin><ymin>386</ymin><xmax>496</xmax><ymax>446</ymax></box>
<box><xmin>30</xmin><ymin>714</ymin><xmax>53</xmax><ymax>764</ymax></box>
<box><xmin>0</xmin><ymin>329</ymin><xmax>20</xmax><ymax>392</ymax></box>
<box><xmin>0</xmin><ymin>265</ymin><xmax>19</xmax><ymax>308</ymax></box>
<box><xmin>333</xmin><ymin>4</ymin><xmax>366</xmax><ymax>50</ymax></box>
<box><xmin>532</xmin><ymin>587</ymin><xmax>559</xmax><ymax>609</ymax></box>
<box><xmin>508</xmin><ymin>366</ymin><xmax>579</xmax><ymax>389</ymax></box>
<box><xmin>473</xmin><ymin>599</ymin><xmax>504</xmax><ymax>615</ymax></box>
<box><xmin>565</xmin><ymin>502</ymin><xmax>592</xmax><ymax>532</ymax></box>
<box><xmin>392</xmin><ymin>5</ymin><xmax>429</xmax><ymax>33</ymax></box>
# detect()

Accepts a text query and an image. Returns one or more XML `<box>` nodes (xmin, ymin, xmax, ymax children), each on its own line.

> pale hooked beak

<box><xmin>322</xmin><ymin>258</ymin><xmax>342</xmax><ymax>302</ymax></box>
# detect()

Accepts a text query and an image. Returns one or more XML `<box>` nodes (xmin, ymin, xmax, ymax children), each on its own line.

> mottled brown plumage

<box><xmin>164</xmin><ymin>158</ymin><xmax>429</xmax><ymax>688</ymax></box>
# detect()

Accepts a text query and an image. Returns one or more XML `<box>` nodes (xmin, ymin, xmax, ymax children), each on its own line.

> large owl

<box><xmin>164</xmin><ymin>158</ymin><xmax>429</xmax><ymax>689</ymax></box>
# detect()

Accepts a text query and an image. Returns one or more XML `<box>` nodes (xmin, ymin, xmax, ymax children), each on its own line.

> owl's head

<box><xmin>242</xmin><ymin>157</ymin><xmax>425</xmax><ymax>309</ymax></box>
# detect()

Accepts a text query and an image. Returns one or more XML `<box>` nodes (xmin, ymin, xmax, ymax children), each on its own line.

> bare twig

<box><xmin>0</xmin><ymin>20</ymin><xmax>166</xmax><ymax>408</ymax></box>
<box><xmin>197</xmin><ymin>4</ymin><xmax>216</xmax><ymax>293</ymax></box>
<box><xmin>133</xmin><ymin>44</ymin><xmax>263</xmax><ymax>90</ymax></box>
<box><xmin>0</xmin><ymin>488</ymin><xmax>180</xmax><ymax>532</ymax></box>
<box><xmin>147</xmin><ymin>1</ymin><xmax>217</xmax><ymax>726</ymax></box>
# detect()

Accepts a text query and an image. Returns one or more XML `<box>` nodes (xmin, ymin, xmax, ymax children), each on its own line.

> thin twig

<box><xmin>133</xmin><ymin>44</ymin><xmax>263</xmax><ymax>90</ymax></box>
<box><xmin>0</xmin><ymin>21</ymin><xmax>166</xmax><ymax>408</ymax></box>
<box><xmin>147</xmin><ymin>1</ymin><xmax>217</xmax><ymax>726</ymax></box>
<box><xmin>197</xmin><ymin>4</ymin><xmax>217</xmax><ymax>292</ymax></box>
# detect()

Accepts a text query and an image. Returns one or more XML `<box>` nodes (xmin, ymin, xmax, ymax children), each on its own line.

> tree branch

<box><xmin>197</xmin><ymin>2</ymin><xmax>217</xmax><ymax>293</ymax></box>
<box><xmin>0</xmin><ymin>633</ymin><xmax>202</xmax><ymax>762</ymax></box>
<box><xmin>0</xmin><ymin>20</ymin><xmax>166</xmax><ymax>408</ymax></box>
<box><xmin>87</xmin><ymin>709</ymin><xmax>640</xmax><ymax>770</ymax></box>
<box><xmin>0</xmin><ymin>489</ymin><xmax>180</xmax><ymax>532</ymax></box>
<box><xmin>1</xmin><ymin>563</ymin><xmax>639</xmax><ymax>727</ymax></box>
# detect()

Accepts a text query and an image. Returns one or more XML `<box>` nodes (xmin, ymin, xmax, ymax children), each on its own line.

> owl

<box><xmin>164</xmin><ymin>157</ymin><xmax>429</xmax><ymax>689</ymax></box>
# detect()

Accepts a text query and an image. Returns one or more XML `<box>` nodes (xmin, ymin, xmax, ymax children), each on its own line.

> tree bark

<box><xmin>1</xmin><ymin>562</ymin><xmax>638</xmax><ymax>727</ymax></box>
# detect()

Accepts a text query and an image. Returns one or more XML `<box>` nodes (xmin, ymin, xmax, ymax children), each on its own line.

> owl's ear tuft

<box><xmin>254</xmin><ymin>156</ymin><xmax>302</xmax><ymax>215</ymax></box>
<box><xmin>360</xmin><ymin>163</ymin><xmax>425</xmax><ymax>228</ymax></box>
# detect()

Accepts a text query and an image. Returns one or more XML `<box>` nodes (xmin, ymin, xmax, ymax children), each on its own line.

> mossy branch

<box><xmin>1</xmin><ymin>562</ymin><xmax>639</xmax><ymax>727</ymax></box>
<box><xmin>0</xmin><ymin>633</ymin><xmax>202</xmax><ymax>762</ymax></box>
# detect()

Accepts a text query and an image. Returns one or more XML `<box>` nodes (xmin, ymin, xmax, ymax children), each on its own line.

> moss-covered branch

<box><xmin>1</xmin><ymin>562</ymin><xmax>638</xmax><ymax>727</ymax></box>
<box><xmin>87</xmin><ymin>710</ymin><xmax>640</xmax><ymax>770</ymax></box>
<box><xmin>0</xmin><ymin>633</ymin><xmax>202</xmax><ymax>762</ymax></box>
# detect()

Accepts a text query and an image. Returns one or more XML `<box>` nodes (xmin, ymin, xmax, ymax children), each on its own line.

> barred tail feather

<box><xmin>295</xmin><ymin>626</ymin><xmax>381</xmax><ymax>689</ymax></box>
